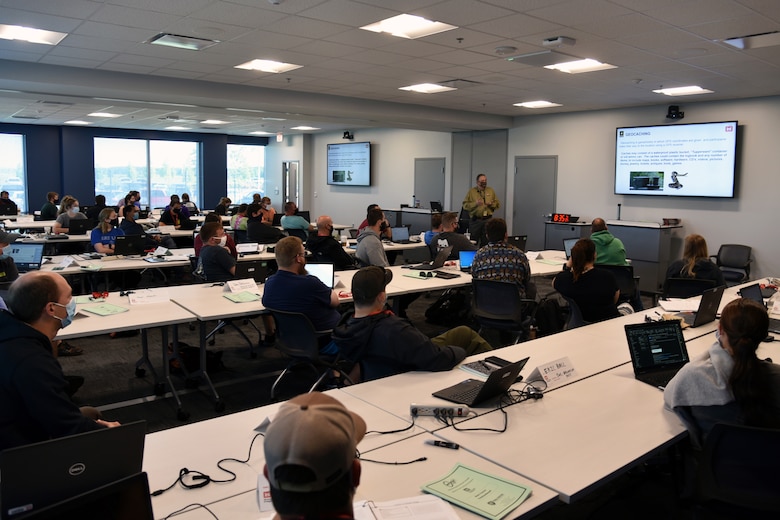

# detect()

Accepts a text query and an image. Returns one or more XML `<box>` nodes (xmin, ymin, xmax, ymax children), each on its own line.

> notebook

<box><xmin>391</xmin><ymin>226</ymin><xmax>412</xmax><ymax>244</ymax></box>
<box><xmin>507</xmin><ymin>235</ymin><xmax>528</xmax><ymax>251</ymax></box>
<box><xmin>306</xmin><ymin>262</ymin><xmax>335</xmax><ymax>288</ymax></box>
<box><xmin>20</xmin><ymin>472</ymin><xmax>154</xmax><ymax>520</ymax></box>
<box><xmin>459</xmin><ymin>250</ymin><xmax>476</xmax><ymax>272</ymax></box>
<box><xmin>563</xmin><ymin>237</ymin><xmax>579</xmax><ymax>259</ymax></box>
<box><xmin>114</xmin><ymin>234</ymin><xmax>146</xmax><ymax>256</ymax></box>
<box><xmin>6</xmin><ymin>243</ymin><xmax>44</xmax><ymax>272</ymax></box>
<box><xmin>432</xmin><ymin>361</ymin><xmax>523</xmax><ymax>406</ymax></box>
<box><xmin>408</xmin><ymin>246</ymin><xmax>452</xmax><ymax>271</ymax></box>
<box><xmin>234</xmin><ymin>260</ymin><xmax>269</xmax><ymax>283</ymax></box>
<box><xmin>674</xmin><ymin>285</ymin><xmax>724</xmax><ymax>327</ymax></box>
<box><xmin>0</xmin><ymin>421</ymin><xmax>146</xmax><ymax>520</ymax></box>
<box><xmin>67</xmin><ymin>218</ymin><xmax>95</xmax><ymax>236</ymax></box>
<box><xmin>740</xmin><ymin>283</ymin><xmax>780</xmax><ymax>334</ymax></box>
<box><xmin>625</xmin><ymin>320</ymin><xmax>690</xmax><ymax>389</ymax></box>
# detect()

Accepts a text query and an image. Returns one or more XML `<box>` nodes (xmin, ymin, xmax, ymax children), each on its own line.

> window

<box><xmin>94</xmin><ymin>138</ymin><xmax>200</xmax><ymax>209</ymax></box>
<box><xmin>227</xmin><ymin>144</ymin><xmax>265</xmax><ymax>205</ymax></box>
<box><xmin>0</xmin><ymin>133</ymin><xmax>26</xmax><ymax>213</ymax></box>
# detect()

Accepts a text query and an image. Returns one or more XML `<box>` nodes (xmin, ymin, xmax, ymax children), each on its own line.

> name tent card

<box><xmin>526</xmin><ymin>357</ymin><xmax>578</xmax><ymax>390</ymax></box>
<box><xmin>225</xmin><ymin>278</ymin><xmax>258</xmax><ymax>293</ymax></box>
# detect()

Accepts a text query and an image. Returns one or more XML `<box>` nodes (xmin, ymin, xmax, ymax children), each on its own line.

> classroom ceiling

<box><xmin>0</xmin><ymin>0</ymin><xmax>779</xmax><ymax>135</ymax></box>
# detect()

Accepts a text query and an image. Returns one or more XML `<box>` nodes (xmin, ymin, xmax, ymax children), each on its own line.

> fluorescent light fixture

<box><xmin>290</xmin><ymin>126</ymin><xmax>319</xmax><ymax>131</ymax></box>
<box><xmin>652</xmin><ymin>86</ymin><xmax>714</xmax><ymax>96</ymax></box>
<box><xmin>399</xmin><ymin>83</ymin><xmax>457</xmax><ymax>94</ymax></box>
<box><xmin>361</xmin><ymin>14</ymin><xmax>457</xmax><ymax>39</ymax></box>
<box><xmin>262</xmin><ymin>117</ymin><xmax>287</xmax><ymax>121</ymax></box>
<box><xmin>722</xmin><ymin>31</ymin><xmax>780</xmax><ymax>50</ymax></box>
<box><xmin>165</xmin><ymin>126</ymin><xmax>191</xmax><ymax>130</ymax></box>
<box><xmin>250</xmin><ymin>131</ymin><xmax>274</xmax><ymax>135</ymax></box>
<box><xmin>226</xmin><ymin>107</ymin><xmax>266</xmax><ymax>113</ymax></box>
<box><xmin>65</xmin><ymin>120</ymin><xmax>91</xmax><ymax>125</ymax></box>
<box><xmin>148</xmin><ymin>33</ymin><xmax>218</xmax><ymax>51</ymax></box>
<box><xmin>544</xmin><ymin>58</ymin><xmax>616</xmax><ymax>73</ymax></box>
<box><xmin>88</xmin><ymin>112</ymin><xmax>120</xmax><ymax>118</ymax></box>
<box><xmin>0</xmin><ymin>24</ymin><xmax>67</xmax><ymax>45</ymax></box>
<box><xmin>514</xmin><ymin>100</ymin><xmax>562</xmax><ymax>109</ymax></box>
<box><xmin>235</xmin><ymin>59</ymin><xmax>302</xmax><ymax>73</ymax></box>
<box><xmin>200</xmin><ymin>119</ymin><xmax>227</xmax><ymax>124</ymax></box>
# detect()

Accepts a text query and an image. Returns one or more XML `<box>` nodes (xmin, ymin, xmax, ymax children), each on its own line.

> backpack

<box><xmin>533</xmin><ymin>297</ymin><xmax>567</xmax><ymax>337</ymax></box>
<box><xmin>425</xmin><ymin>289</ymin><xmax>472</xmax><ymax>327</ymax></box>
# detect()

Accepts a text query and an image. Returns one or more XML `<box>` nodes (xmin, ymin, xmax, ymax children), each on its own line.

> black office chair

<box><xmin>663</xmin><ymin>278</ymin><xmax>716</xmax><ymax>299</ymax></box>
<box><xmin>471</xmin><ymin>279</ymin><xmax>536</xmax><ymax>345</ymax></box>
<box><xmin>457</xmin><ymin>207</ymin><xmax>470</xmax><ymax>234</ymax></box>
<box><xmin>695</xmin><ymin>423</ymin><xmax>780</xmax><ymax>518</ymax></box>
<box><xmin>561</xmin><ymin>295</ymin><xmax>588</xmax><ymax>330</ymax></box>
<box><xmin>710</xmin><ymin>244</ymin><xmax>752</xmax><ymax>285</ymax></box>
<box><xmin>267</xmin><ymin>309</ymin><xmax>353</xmax><ymax>400</ymax></box>
<box><xmin>233</xmin><ymin>229</ymin><xmax>249</xmax><ymax>243</ymax></box>
<box><xmin>595</xmin><ymin>264</ymin><xmax>640</xmax><ymax>310</ymax></box>
<box><xmin>284</xmin><ymin>228</ymin><xmax>308</xmax><ymax>241</ymax></box>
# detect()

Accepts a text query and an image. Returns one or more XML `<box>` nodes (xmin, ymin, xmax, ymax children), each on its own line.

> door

<box><xmin>414</xmin><ymin>158</ymin><xmax>445</xmax><ymax>210</ymax></box>
<box><xmin>513</xmin><ymin>156</ymin><xmax>557</xmax><ymax>251</ymax></box>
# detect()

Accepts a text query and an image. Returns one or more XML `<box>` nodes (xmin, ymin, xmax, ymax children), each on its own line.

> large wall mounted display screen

<box><xmin>327</xmin><ymin>142</ymin><xmax>371</xmax><ymax>186</ymax></box>
<box><xmin>614</xmin><ymin>121</ymin><xmax>738</xmax><ymax>198</ymax></box>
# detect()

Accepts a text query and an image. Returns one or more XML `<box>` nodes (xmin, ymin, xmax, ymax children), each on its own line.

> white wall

<box><xmin>508</xmin><ymin>96</ymin><xmax>780</xmax><ymax>279</ymax></box>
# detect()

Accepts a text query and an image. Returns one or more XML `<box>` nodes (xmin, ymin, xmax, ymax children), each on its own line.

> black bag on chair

<box><xmin>533</xmin><ymin>298</ymin><xmax>567</xmax><ymax>337</ymax></box>
<box><xmin>425</xmin><ymin>289</ymin><xmax>471</xmax><ymax>327</ymax></box>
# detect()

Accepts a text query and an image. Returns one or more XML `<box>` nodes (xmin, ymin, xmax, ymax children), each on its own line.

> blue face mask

<box><xmin>52</xmin><ymin>298</ymin><xmax>77</xmax><ymax>328</ymax></box>
<box><xmin>69</xmin><ymin>206</ymin><xmax>80</xmax><ymax>215</ymax></box>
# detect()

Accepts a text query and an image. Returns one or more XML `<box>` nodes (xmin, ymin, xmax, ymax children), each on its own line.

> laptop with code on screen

<box><xmin>6</xmin><ymin>243</ymin><xmax>44</xmax><ymax>272</ymax></box>
<box><xmin>625</xmin><ymin>320</ymin><xmax>690</xmax><ymax>389</ymax></box>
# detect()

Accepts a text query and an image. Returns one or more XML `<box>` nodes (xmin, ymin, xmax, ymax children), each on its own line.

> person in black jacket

<box><xmin>0</xmin><ymin>272</ymin><xmax>120</xmax><ymax>451</ymax></box>
<box><xmin>306</xmin><ymin>215</ymin><xmax>356</xmax><ymax>270</ymax></box>
<box><xmin>331</xmin><ymin>266</ymin><xmax>491</xmax><ymax>382</ymax></box>
<box><xmin>119</xmin><ymin>205</ymin><xmax>176</xmax><ymax>249</ymax></box>
<box><xmin>665</xmin><ymin>234</ymin><xmax>725</xmax><ymax>288</ymax></box>
<box><xmin>246</xmin><ymin>203</ymin><xmax>283</xmax><ymax>244</ymax></box>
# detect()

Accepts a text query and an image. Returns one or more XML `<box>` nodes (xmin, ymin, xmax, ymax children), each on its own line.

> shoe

<box><xmin>58</xmin><ymin>342</ymin><xmax>84</xmax><ymax>356</ymax></box>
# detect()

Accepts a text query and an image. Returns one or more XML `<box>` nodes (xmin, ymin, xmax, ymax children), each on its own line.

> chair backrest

<box><xmin>458</xmin><ymin>207</ymin><xmax>470</xmax><ymax>233</ymax></box>
<box><xmin>714</xmin><ymin>244</ymin><xmax>751</xmax><ymax>282</ymax></box>
<box><xmin>267</xmin><ymin>309</ymin><xmax>323</xmax><ymax>359</ymax></box>
<box><xmin>663</xmin><ymin>277</ymin><xmax>716</xmax><ymax>298</ymax></box>
<box><xmin>698</xmin><ymin>423</ymin><xmax>780</xmax><ymax>512</ymax></box>
<box><xmin>233</xmin><ymin>229</ymin><xmax>249</xmax><ymax>243</ymax></box>
<box><xmin>348</xmin><ymin>228</ymin><xmax>359</xmax><ymax>239</ymax></box>
<box><xmin>472</xmin><ymin>279</ymin><xmax>531</xmax><ymax>323</ymax></box>
<box><xmin>285</xmin><ymin>228</ymin><xmax>308</xmax><ymax>241</ymax></box>
<box><xmin>595</xmin><ymin>264</ymin><xmax>636</xmax><ymax>303</ymax></box>
<box><xmin>561</xmin><ymin>295</ymin><xmax>587</xmax><ymax>330</ymax></box>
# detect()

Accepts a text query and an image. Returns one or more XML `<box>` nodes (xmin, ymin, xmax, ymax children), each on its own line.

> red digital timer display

<box><xmin>552</xmin><ymin>213</ymin><xmax>571</xmax><ymax>223</ymax></box>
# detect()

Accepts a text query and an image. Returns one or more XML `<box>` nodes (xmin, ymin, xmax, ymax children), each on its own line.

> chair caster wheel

<box><xmin>154</xmin><ymin>383</ymin><xmax>165</xmax><ymax>396</ymax></box>
<box><xmin>215</xmin><ymin>400</ymin><xmax>225</xmax><ymax>412</ymax></box>
<box><xmin>135</xmin><ymin>367</ymin><xmax>146</xmax><ymax>378</ymax></box>
<box><xmin>177</xmin><ymin>409</ymin><xmax>190</xmax><ymax>421</ymax></box>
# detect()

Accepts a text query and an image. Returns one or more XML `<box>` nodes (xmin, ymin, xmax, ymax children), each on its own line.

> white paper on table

<box><xmin>354</xmin><ymin>495</ymin><xmax>459</xmax><ymax>520</ymax></box>
<box><xmin>226</xmin><ymin>278</ymin><xmax>259</xmax><ymax>293</ymax></box>
<box><xmin>58</xmin><ymin>255</ymin><xmax>79</xmax><ymax>268</ymax></box>
<box><xmin>658</xmin><ymin>297</ymin><xmax>701</xmax><ymax>312</ymax></box>
<box><xmin>127</xmin><ymin>288</ymin><xmax>170</xmax><ymax>305</ymax></box>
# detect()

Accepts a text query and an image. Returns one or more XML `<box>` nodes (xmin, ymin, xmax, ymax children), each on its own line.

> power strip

<box><xmin>410</xmin><ymin>403</ymin><xmax>470</xmax><ymax>417</ymax></box>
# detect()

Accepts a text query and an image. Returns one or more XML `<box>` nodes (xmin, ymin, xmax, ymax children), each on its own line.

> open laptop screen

<box><xmin>306</xmin><ymin>263</ymin><xmax>335</xmax><ymax>288</ymax></box>
<box><xmin>625</xmin><ymin>320</ymin><xmax>689</xmax><ymax>371</ymax></box>
<box><xmin>391</xmin><ymin>226</ymin><xmax>409</xmax><ymax>241</ymax></box>
<box><xmin>563</xmin><ymin>237</ymin><xmax>579</xmax><ymax>259</ymax></box>
<box><xmin>6</xmin><ymin>243</ymin><xmax>44</xmax><ymax>272</ymax></box>
<box><xmin>459</xmin><ymin>250</ymin><xmax>476</xmax><ymax>270</ymax></box>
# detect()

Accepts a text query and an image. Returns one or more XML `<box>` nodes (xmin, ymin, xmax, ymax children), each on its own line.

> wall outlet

<box><xmin>410</xmin><ymin>403</ymin><xmax>469</xmax><ymax>417</ymax></box>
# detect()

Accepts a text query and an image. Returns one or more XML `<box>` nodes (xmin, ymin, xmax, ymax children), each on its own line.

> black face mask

<box><xmin>53</xmin><ymin>199</ymin><xmax>59</xmax><ymax>204</ymax></box>
<box><xmin>173</xmin><ymin>208</ymin><xmax>181</xmax><ymax>214</ymax></box>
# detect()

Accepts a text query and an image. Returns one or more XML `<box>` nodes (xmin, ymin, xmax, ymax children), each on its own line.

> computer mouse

<box><xmin>762</xmin><ymin>336</ymin><xmax>775</xmax><ymax>343</ymax></box>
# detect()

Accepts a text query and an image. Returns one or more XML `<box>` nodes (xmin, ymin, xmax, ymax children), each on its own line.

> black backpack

<box><xmin>425</xmin><ymin>289</ymin><xmax>471</xmax><ymax>327</ymax></box>
<box><xmin>533</xmin><ymin>297</ymin><xmax>567</xmax><ymax>337</ymax></box>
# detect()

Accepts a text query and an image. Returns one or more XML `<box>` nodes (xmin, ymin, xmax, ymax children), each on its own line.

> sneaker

<box><xmin>58</xmin><ymin>342</ymin><xmax>84</xmax><ymax>356</ymax></box>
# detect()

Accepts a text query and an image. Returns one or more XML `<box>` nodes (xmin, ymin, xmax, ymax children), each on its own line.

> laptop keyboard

<box><xmin>450</xmin><ymin>385</ymin><xmax>481</xmax><ymax>403</ymax></box>
<box><xmin>641</xmin><ymin>372</ymin><xmax>675</xmax><ymax>389</ymax></box>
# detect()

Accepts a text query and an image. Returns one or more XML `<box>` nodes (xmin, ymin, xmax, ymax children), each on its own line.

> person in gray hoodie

<box><xmin>355</xmin><ymin>208</ymin><xmax>389</xmax><ymax>267</ymax></box>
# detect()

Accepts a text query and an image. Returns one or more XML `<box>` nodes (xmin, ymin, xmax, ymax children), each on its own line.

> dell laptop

<box><xmin>740</xmin><ymin>283</ymin><xmax>780</xmax><ymax>334</ymax></box>
<box><xmin>306</xmin><ymin>262</ymin><xmax>335</xmax><ymax>288</ymax></box>
<box><xmin>625</xmin><ymin>320</ymin><xmax>690</xmax><ymax>389</ymax></box>
<box><xmin>114</xmin><ymin>234</ymin><xmax>146</xmax><ymax>256</ymax></box>
<box><xmin>675</xmin><ymin>285</ymin><xmax>725</xmax><ymax>327</ymax></box>
<box><xmin>433</xmin><ymin>361</ymin><xmax>524</xmax><ymax>407</ymax></box>
<box><xmin>408</xmin><ymin>246</ymin><xmax>452</xmax><ymax>271</ymax></box>
<box><xmin>67</xmin><ymin>218</ymin><xmax>95</xmax><ymax>236</ymax></box>
<box><xmin>459</xmin><ymin>250</ymin><xmax>476</xmax><ymax>272</ymax></box>
<box><xmin>390</xmin><ymin>226</ymin><xmax>412</xmax><ymax>244</ymax></box>
<box><xmin>6</xmin><ymin>243</ymin><xmax>44</xmax><ymax>272</ymax></box>
<box><xmin>234</xmin><ymin>260</ymin><xmax>270</xmax><ymax>283</ymax></box>
<box><xmin>0</xmin><ymin>421</ymin><xmax>146</xmax><ymax>520</ymax></box>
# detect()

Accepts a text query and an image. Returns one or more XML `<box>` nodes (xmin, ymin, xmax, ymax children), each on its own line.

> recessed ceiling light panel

<box><xmin>361</xmin><ymin>14</ymin><xmax>457</xmax><ymax>39</ymax></box>
<box><xmin>148</xmin><ymin>33</ymin><xmax>219</xmax><ymax>51</ymax></box>
<box><xmin>544</xmin><ymin>58</ymin><xmax>616</xmax><ymax>74</ymax></box>
<box><xmin>514</xmin><ymin>100</ymin><xmax>562</xmax><ymax>108</ymax></box>
<box><xmin>88</xmin><ymin>112</ymin><xmax>120</xmax><ymax>118</ymax></box>
<box><xmin>290</xmin><ymin>126</ymin><xmax>319</xmax><ymax>131</ymax></box>
<box><xmin>399</xmin><ymin>83</ymin><xmax>457</xmax><ymax>94</ymax></box>
<box><xmin>65</xmin><ymin>120</ymin><xmax>91</xmax><ymax>125</ymax></box>
<box><xmin>235</xmin><ymin>59</ymin><xmax>302</xmax><ymax>73</ymax></box>
<box><xmin>652</xmin><ymin>86</ymin><xmax>714</xmax><ymax>96</ymax></box>
<box><xmin>0</xmin><ymin>24</ymin><xmax>67</xmax><ymax>45</ymax></box>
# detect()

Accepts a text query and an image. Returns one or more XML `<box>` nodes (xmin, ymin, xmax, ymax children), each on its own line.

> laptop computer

<box><xmin>459</xmin><ymin>250</ymin><xmax>476</xmax><ymax>272</ymax></box>
<box><xmin>391</xmin><ymin>226</ymin><xmax>412</xmax><ymax>244</ymax></box>
<box><xmin>20</xmin><ymin>473</ymin><xmax>154</xmax><ymax>520</ymax></box>
<box><xmin>236</xmin><ymin>242</ymin><xmax>260</xmax><ymax>255</ymax></box>
<box><xmin>0</xmin><ymin>421</ymin><xmax>146</xmax><ymax>520</ymax></box>
<box><xmin>408</xmin><ymin>246</ymin><xmax>452</xmax><ymax>270</ymax></box>
<box><xmin>0</xmin><ymin>205</ymin><xmax>17</xmax><ymax>216</ymax></box>
<box><xmin>67</xmin><ymin>218</ymin><xmax>95</xmax><ymax>236</ymax></box>
<box><xmin>430</xmin><ymin>201</ymin><xmax>443</xmax><ymax>212</ymax></box>
<box><xmin>625</xmin><ymin>320</ymin><xmax>690</xmax><ymax>389</ymax></box>
<box><xmin>234</xmin><ymin>260</ymin><xmax>270</xmax><ymax>283</ymax></box>
<box><xmin>675</xmin><ymin>285</ymin><xmax>725</xmax><ymax>327</ymax></box>
<box><xmin>6</xmin><ymin>243</ymin><xmax>44</xmax><ymax>272</ymax></box>
<box><xmin>507</xmin><ymin>235</ymin><xmax>528</xmax><ymax>251</ymax></box>
<box><xmin>433</xmin><ymin>361</ymin><xmax>524</xmax><ymax>406</ymax></box>
<box><xmin>740</xmin><ymin>283</ymin><xmax>780</xmax><ymax>334</ymax></box>
<box><xmin>114</xmin><ymin>234</ymin><xmax>146</xmax><ymax>256</ymax></box>
<box><xmin>306</xmin><ymin>263</ymin><xmax>335</xmax><ymax>288</ymax></box>
<box><xmin>272</xmin><ymin>213</ymin><xmax>283</xmax><ymax>227</ymax></box>
<box><xmin>563</xmin><ymin>237</ymin><xmax>579</xmax><ymax>259</ymax></box>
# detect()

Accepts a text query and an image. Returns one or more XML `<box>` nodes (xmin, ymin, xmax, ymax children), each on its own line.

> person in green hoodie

<box><xmin>590</xmin><ymin>218</ymin><xmax>627</xmax><ymax>265</ymax></box>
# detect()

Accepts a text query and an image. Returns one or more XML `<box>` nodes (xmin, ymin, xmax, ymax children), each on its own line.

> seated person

<box><xmin>472</xmin><ymin>218</ymin><xmax>535</xmax><ymax>299</ymax></box>
<box><xmin>159</xmin><ymin>200</ymin><xmax>195</xmax><ymax>230</ymax></box>
<box><xmin>165</xmin><ymin>194</ymin><xmax>190</xmax><ymax>218</ymax></box>
<box><xmin>231</xmin><ymin>203</ymin><xmax>249</xmax><ymax>232</ymax></box>
<box><xmin>85</xmin><ymin>194</ymin><xmax>108</xmax><ymax>221</ymax></box>
<box><xmin>246</xmin><ymin>203</ymin><xmax>284</xmax><ymax>244</ymax></box>
<box><xmin>424</xmin><ymin>212</ymin><xmax>442</xmax><ymax>245</ymax></box>
<box><xmin>181</xmin><ymin>193</ymin><xmax>199</xmax><ymax>215</ymax></box>
<box><xmin>0</xmin><ymin>191</ymin><xmax>17</xmax><ymax>214</ymax></box>
<box><xmin>0</xmin><ymin>271</ymin><xmax>120</xmax><ymax>451</ymax></box>
<box><xmin>90</xmin><ymin>208</ymin><xmax>124</xmax><ymax>254</ymax></box>
<box><xmin>355</xmin><ymin>208</ymin><xmax>389</xmax><ymax>267</ymax></box>
<box><xmin>194</xmin><ymin>212</ymin><xmax>237</xmax><ymax>258</ymax></box>
<box><xmin>590</xmin><ymin>218</ymin><xmax>627</xmax><ymax>265</ymax></box>
<box><xmin>306</xmin><ymin>215</ymin><xmax>356</xmax><ymax>270</ymax></box>
<box><xmin>332</xmin><ymin>266</ymin><xmax>492</xmax><ymax>382</ymax></box>
<box><xmin>260</xmin><ymin>196</ymin><xmax>276</xmax><ymax>225</ymax></box>
<box><xmin>262</xmin><ymin>236</ymin><xmax>341</xmax><ymax>335</ymax></box>
<box><xmin>280</xmin><ymin>201</ymin><xmax>314</xmax><ymax>238</ymax></box>
<box><xmin>119</xmin><ymin>205</ymin><xmax>176</xmax><ymax>249</ymax></box>
<box><xmin>430</xmin><ymin>211</ymin><xmax>477</xmax><ymax>260</ymax></box>
<box><xmin>214</xmin><ymin>197</ymin><xmax>231</xmax><ymax>216</ymax></box>
<box><xmin>665</xmin><ymin>298</ymin><xmax>780</xmax><ymax>448</ymax></box>
<box><xmin>196</xmin><ymin>222</ymin><xmax>236</xmax><ymax>282</ymax></box>
<box><xmin>53</xmin><ymin>196</ymin><xmax>86</xmax><ymax>234</ymax></box>
<box><xmin>665</xmin><ymin>233</ymin><xmax>725</xmax><ymax>288</ymax></box>
<box><xmin>0</xmin><ymin>229</ymin><xmax>21</xmax><ymax>284</ymax></box>
<box><xmin>117</xmin><ymin>192</ymin><xmax>137</xmax><ymax>220</ymax></box>
<box><xmin>357</xmin><ymin>203</ymin><xmax>378</xmax><ymax>232</ymax></box>
<box><xmin>553</xmin><ymin>238</ymin><xmax>619</xmax><ymax>323</ymax></box>
<box><xmin>40</xmin><ymin>191</ymin><xmax>59</xmax><ymax>221</ymax></box>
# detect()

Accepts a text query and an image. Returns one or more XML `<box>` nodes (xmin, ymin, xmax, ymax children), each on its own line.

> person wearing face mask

<box><xmin>119</xmin><ymin>205</ymin><xmax>177</xmax><ymax>249</ymax></box>
<box><xmin>306</xmin><ymin>215</ymin><xmax>356</xmax><ymax>270</ymax></box>
<box><xmin>160</xmin><ymin>201</ymin><xmax>195</xmax><ymax>230</ymax></box>
<box><xmin>262</xmin><ymin>236</ymin><xmax>341</xmax><ymax>338</ymax></box>
<box><xmin>196</xmin><ymin>222</ymin><xmax>236</xmax><ymax>282</ymax></box>
<box><xmin>52</xmin><ymin>195</ymin><xmax>86</xmax><ymax>235</ymax></box>
<box><xmin>40</xmin><ymin>191</ymin><xmax>59</xmax><ymax>221</ymax></box>
<box><xmin>90</xmin><ymin>208</ymin><xmax>124</xmax><ymax>255</ymax></box>
<box><xmin>0</xmin><ymin>271</ymin><xmax>120</xmax><ymax>451</ymax></box>
<box><xmin>194</xmin><ymin>212</ymin><xmax>237</xmax><ymax>258</ymax></box>
<box><xmin>260</xmin><ymin>196</ymin><xmax>276</xmax><ymax>225</ymax></box>
<box><xmin>0</xmin><ymin>229</ymin><xmax>21</xmax><ymax>284</ymax></box>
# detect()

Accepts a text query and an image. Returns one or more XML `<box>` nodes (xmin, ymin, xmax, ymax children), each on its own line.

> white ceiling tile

<box><xmin>88</xmin><ymin>4</ymin><xmax>182</xmax><ymax>30</ymax></box>
<box><xmin>298</xmin><ymin>0</ymin><xmax>397</xmax><ymax>26</ymax></box>
<box><xmin>414</xmin><ymin>0</ymin><xmax>515</xmax><ymax>26</ymax></box>
<box><xmin>2</xmin><ymin>0</ymin><xmax>102</xmax><ymax>19</ymax></box>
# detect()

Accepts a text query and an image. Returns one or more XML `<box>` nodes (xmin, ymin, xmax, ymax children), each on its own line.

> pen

<box><xmin>425</xmin><ymin>440</ymin><xmax>459</xmax><ymax>450</ymax></box>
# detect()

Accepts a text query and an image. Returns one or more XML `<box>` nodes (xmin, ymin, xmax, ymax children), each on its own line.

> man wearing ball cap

<box><xmin>263</xmin><ymin>392</ymin><xmax>366</xmax><ymax>518</ymax></box>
